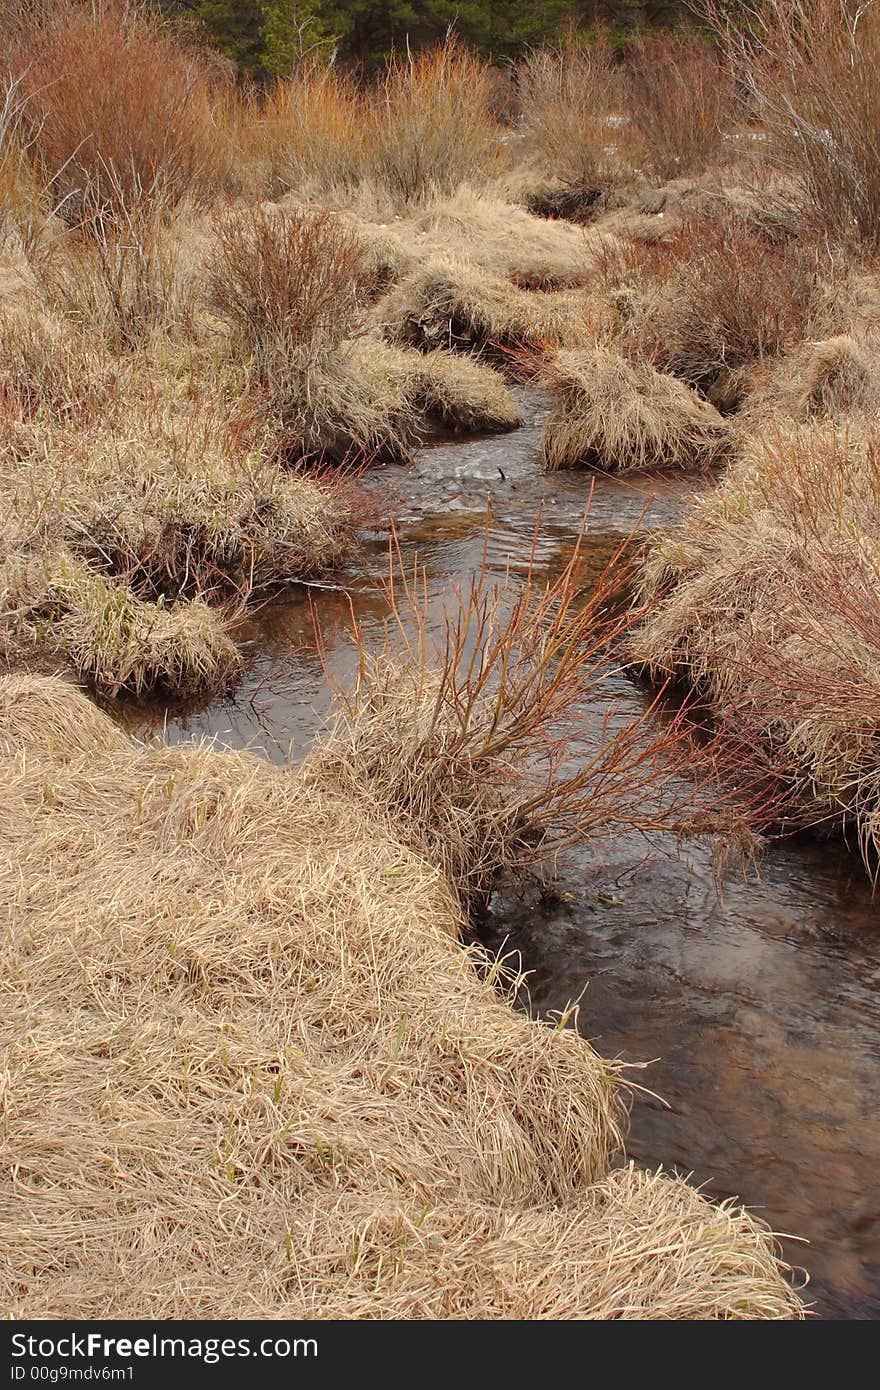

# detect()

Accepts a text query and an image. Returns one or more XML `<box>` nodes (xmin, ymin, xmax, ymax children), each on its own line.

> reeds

<box><xmin>243</xmin><ymin>41</ymin><xmax>501</xmax><ymax>209</ymax></box>
<box><xmin>711</xmin><ymin>0</ymin><xmax>880</xmax><ymax>249</ymax></box>
<box><xmin>517</xmin><ymin>37</ymin><xmax>629</xmax><ymax>197</ymax></box>
<box><xmin>626</xmin><ymin>32</ymin><xmax>734</xmax><ymax>179</ymax></box>
<box><xmin>252</xmin><ymin>64</ymin><xmax>368</xmax><ymax>197</ymax></box>
<box><xmin>0</xmin><ymin>72</ymin><xmax>44</xmax><ymax>255</ymax></box>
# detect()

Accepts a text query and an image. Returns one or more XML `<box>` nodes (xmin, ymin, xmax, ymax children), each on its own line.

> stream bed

<box><xmin>124</xmin><ymin>390</ymin><xmax>880</xmax><ymax>1319</ymax></box>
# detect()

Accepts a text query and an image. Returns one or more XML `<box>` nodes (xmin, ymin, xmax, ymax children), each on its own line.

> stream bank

<box><xmin>124</xmin><ymin>389</ymin><xmax>880</xmax><ymax>1319</ymax></box>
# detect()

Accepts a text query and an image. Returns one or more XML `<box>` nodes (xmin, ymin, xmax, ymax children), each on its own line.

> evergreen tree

<box><xmin>154</xmin><ymin>0</ymin><xmax>694</xmax><ymax>74</ymax></box>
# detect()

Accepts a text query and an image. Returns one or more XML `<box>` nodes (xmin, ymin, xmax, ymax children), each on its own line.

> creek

<box><xmin>124</xmin><ymin>389</ymin><xmax>880</xmax><ymax>1319</ymax></box>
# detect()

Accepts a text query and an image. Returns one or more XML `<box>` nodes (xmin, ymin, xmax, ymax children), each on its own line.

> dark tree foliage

<box><xmin>154</xmin><ymin>0</ymin><xmax>694</xmax><ymax>75</ymax></box>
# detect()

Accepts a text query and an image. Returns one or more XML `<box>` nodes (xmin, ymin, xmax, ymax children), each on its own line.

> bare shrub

<box><xmin>517</xmin><ymin>37</ymin><xmax>629</xmax><ymax>193</ymax></box>
<box><xmin>646</xmin><ymin>209</ymin><xmax>835</xmax><ymax>395</ymax></box>
<box><xmin>310</xmin><ymin>527</ymin><xmax>752</xmax><ymax>909</ymax></box>
<box><xmin>368</xmin><ymin>40</ymin><xmax>502</xmax><ymax>209</ymax></box>
<box><xmin>207</xmin><ymin>205</ymin><xmax>372</xmax><ymax>380</ymax></box>
<box><xmin>5</xmin><ymin>0</ymin><xmax>231</xmax><ymax>221</ymax></box>
<box><xmin>709</xmin><ymin>0</ymin><xmax>880</xmax><ymax>248</ymax></box>
<box><xmin>206</xmin><ymin>206</ymin><xmax>416</xmax><ymax>460</ymax></box>
<box><xmin>626</xmin><ymin>33</ymin><xmax>734</xmax><ymax>179</ymax></box>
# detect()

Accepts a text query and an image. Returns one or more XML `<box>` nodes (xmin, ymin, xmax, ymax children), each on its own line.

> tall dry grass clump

<box><xmin>517</xmin><ymin>38</ymin><xmax>629</xmax><ymax>201</ymax></box>
<box><xmin>368</xmin><ymin>41</ymin><xmax>502</xmax><ymax>209</ymax></box>
<box><xmin>626</xmin><ymin>33</ymin><xmax>734</xmax><ymax>178</ymax></box>
<box><xmin>712</xmin><ymin>0</ymin><xmax>880</xmax><ymax>249</ymax></box>
<box><xmin>0</xmin><ymin>554</ymin><xmax>805</xmax><ymax>1315</ymax></box>
<box><xmin>540</xmin><ymin>346</ymin><xmax>733</xmax><ymax>473</ymax></box>
<box><xmin>631</xmin><ymin>424</ymin><xmax>880</xmax><ymax>870</ymax></box>
<box><xmin>249</xmin><ymin>65</ymin><xmax>367</xmax><ymax>197</ymax></box>
<box><xmin>382</xmin><ymin>256</ymin><xmax>590</xmax><ymax>357</ymax></box>
<box><xmin>3</xmin><ymin>0</ymin><xmax>231</xmax><ymax>222</ymax></box>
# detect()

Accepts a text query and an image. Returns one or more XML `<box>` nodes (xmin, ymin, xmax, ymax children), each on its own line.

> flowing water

<box><xmin>124</xmin><ymin>390</ymin><xmax>880</xmax><ymax>1319</ymax></box>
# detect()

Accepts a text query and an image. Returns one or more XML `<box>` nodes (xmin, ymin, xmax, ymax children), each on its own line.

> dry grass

<box><xmin>0</xmin><ymin>586</ymin><xmax>804</xmax><ymax>1315</ymax></box>
<box><xmin>626</xmin><ymin>33</ymin><xmax>734</xmax><ymax>179</ymax></box>
<box><xmin>353</xmin><ymin>339</ymin><xmax>521</xmax><ymax>436</ymax></box>
<box><xmin>517</xmin><ymin>38</ymin><xmax>630</xmax><ymax>198</ymax></box>
<box><xmin>4</xmin><ymin>0</ymin><xmax>232</xmax><ymax>222</ymax></box>
<box><xmin>368</xmin><ymin>41</ymin><xmax>503</xmax><ymax>210</ymax></box>
<box><xmin>794</xmin><ymin>335</ymin><xmax>880</xmax><ymax>415</ymax></box>
<box><xmin>6</xmin><ymin>550</ymin><xmax>241</xmax><ymax>699</ymax></box>
<box><xmin>631</xmin><ymin>422</ymin><xmax>880</xmax><ymax>868</ymax></box>
<box><xmin>540</xmin><ymin>346</ymin><xmax>733</xmax><ymax>473</ymax></box>
<box><xmin>364</xmin><ymin>187</ymin><xmax>597</xmax><ymax>290</ymax></box>
<box><xmin>31</xmin><ymin>190</ymin><xmax>199</xmax><ymax>351</ymax></box>
<box><xmin>0</xmin><ymin>308</ymin><xmax>361</xmax><ymax>694</ymax></box>
<box><xmin>380</xmin><ymin>257</ymin><xmax>588</xmax><ymax>357</ymax></box>
<box><xmin>744</xmin><ymin>333</ymin><xmax>880</xmax><ymax>421</ymax></box>
<box><xmin>712</xmin><ymin>0</ymin><xmax>880</xmax><ymax>249</ymax></box>
<box><xmin>407</xmin><ymin>348</ymin><xmax>522</xmax><ymax>433</ymax></box>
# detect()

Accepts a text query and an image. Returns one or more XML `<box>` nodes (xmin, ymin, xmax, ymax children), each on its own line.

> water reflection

<box><xmin>124</xmin><ymin>388</ymin><xmax>880</xmax><ymax>1318</ymax></box>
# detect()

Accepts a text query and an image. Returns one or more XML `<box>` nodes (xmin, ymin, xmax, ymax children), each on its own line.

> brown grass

<box><xmin>28</xmin><ymin>553</ymin><xmax>241</xmax><ymax>699</ymax></box>
<box><xmin>711</xmin><ymin>0</ymin><xmax>880</xmax><ymax>249</ymax></box>
<box><xmin>626</xmin><ymin>33</ymin><xmax>734</xmax><ymax>179</ymax></box>
<box><xmin>745</xmin><ymin>333</ymin><xmax>880</xmax><ymax>420</ymax></box>
<box><xmin>0</xmin><ymin>562</ymin><xmax>805</xmax><ymax>1315</ymax></box>
<box><xmin>354</xmin><ymin>339</ymin><xmax>522</xmax><ymax>435</ymax></box>
<box><xmin>31</xmin><ymin>188</ymin><xmax>199</xmax><ymax>351</ymax></box>
<box><xmin>540</xmin><ymin>346</ymin><xmax>733</xmax><ymax>473</ymax></box>
<box><xmin>792</xmin><ymin>335</ymin><xmax>880</xmax><ymax>415</ymax></box>
<box><xmin>366</xmin><ymin>187</ymin><xmax>597</xmax><ymax>290</ymax></box>
<box><xmin>631</xmin><ymin>422</ymin><xmax>880</xmax><ymax>869</ymax></box>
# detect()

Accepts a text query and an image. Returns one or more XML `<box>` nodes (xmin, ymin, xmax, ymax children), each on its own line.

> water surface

<box><xmin>126</xmin><ymin>390</ymin><xmax>880</xmax><ymax>1319</ymax></box>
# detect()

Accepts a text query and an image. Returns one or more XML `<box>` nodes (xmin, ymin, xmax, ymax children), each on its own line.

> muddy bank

<box><xmin>126</xmin><ymin>389</ymin><xmax>880</xmax><ymax>1318</ymax></box>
